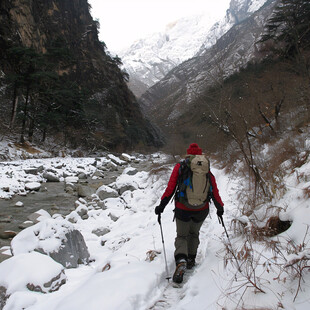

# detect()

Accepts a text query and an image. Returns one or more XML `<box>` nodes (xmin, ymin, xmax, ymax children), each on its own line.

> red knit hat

<box><xmin>186</xmin><ymin>143</ymin><xmax>202</xmax><ymax>155</ymax></box>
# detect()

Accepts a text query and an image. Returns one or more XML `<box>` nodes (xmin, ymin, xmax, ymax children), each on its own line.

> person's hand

<box><xmin>155</xmin><ymin>197</ymin><xmax>169</xmax><ymax>215</ymax></box>
<box><xmin>155</xmin><ymin>204</ymin><xmax>165</xmax><ymax>215</ymax></box>
<box><xmin>217</xmin><ymin>207</ymin><xmax>224</xmax><ymax>217</ymax></box>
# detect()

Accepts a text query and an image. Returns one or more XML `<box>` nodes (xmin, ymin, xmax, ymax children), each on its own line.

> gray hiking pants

<box><xmin>174</xmin><ymin>218</ymin><xmax>204</xmax><ymax>261</ymax></box>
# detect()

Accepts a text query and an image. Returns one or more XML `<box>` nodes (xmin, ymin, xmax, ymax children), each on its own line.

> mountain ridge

<box><xmin>119</xmin><ymin>0</ymin><xmax>268</xmax><ymax>97</ymax></box>
<box><xmin>138</xmin><ymin>0</ymin><xmax>276</xmax><ymax>131</ymax></box>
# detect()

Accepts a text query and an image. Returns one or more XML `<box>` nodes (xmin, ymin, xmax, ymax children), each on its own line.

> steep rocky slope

<box><xmin>0</xmin><ymin>0</ymin><xmax>162</xmax><ymax>151</ymax></box>
<box><xmin>138</xmin><ymin>0</ymin><xmax>277</xmax><ymax>131</ymax></box>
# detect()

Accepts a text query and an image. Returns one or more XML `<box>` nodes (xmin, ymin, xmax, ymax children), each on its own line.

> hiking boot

<box><xmin>173</xmin><ymin>259</ymin><xmax>187</xmax><ymax>283</ymax></box>
<box><xmin>187</xmin><ymin>257</ymin><xmax>196</xmax><ymax>269</ymax></box>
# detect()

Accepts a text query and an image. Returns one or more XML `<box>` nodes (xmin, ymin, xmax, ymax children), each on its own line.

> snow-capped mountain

<box><xmin>118</xmin><ymin>14</ymin><xmax>221</xmax><ymax>97</ymax></box>
<box><xmin>138</xmin><ymin>0</ymin><xmax>276</xmax><ymax>128</ymax></box>
<box><xmin>119</xmin><ymin>0</ymin><xmax>268</xmax><ymax>97</ymax></box>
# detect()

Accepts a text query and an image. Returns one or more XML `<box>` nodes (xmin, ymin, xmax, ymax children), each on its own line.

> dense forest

<box><xmin>0</xmin><ymin>0</ymin><xmax>162</xmax><ymax>153</ymax></box>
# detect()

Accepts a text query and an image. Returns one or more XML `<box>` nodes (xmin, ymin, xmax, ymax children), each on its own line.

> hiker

<box><xmin>155</xmin><ymin>143</ymin><xmax>224</xmax><ymax>283</ymax></box>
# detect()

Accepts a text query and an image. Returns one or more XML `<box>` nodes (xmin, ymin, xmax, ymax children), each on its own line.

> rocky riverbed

<box><xmin>0</xmin><ymin>153</ymin><xmax>158</xmax><ymax>253</ymax></box>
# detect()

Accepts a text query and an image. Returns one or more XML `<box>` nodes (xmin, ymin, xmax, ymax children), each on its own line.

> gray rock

<box><xmin>0</xmin><ymin>216</ymin><xmax>12</xmax><ymax>223</ymax></box>
<box><xmin>0</xmin><ymin>230</ymin><xmax>17</xmax><ymax>239</ymax></box>
<box><xmin>96</xmin><ymin>186</ymin><xmax>118</xmax><ymax>200</ymax></box>
<box><xmin>120</xmin><ymin>153</ymin><xmax>133</xmax><ymax>162</ymax></box>
<box><xmin>0</xmin><ymin>285</ymin><xmax>7</xmax><ymax>309</ymax></box>
<box><xmin>27</xmin><ymin>210</ymin><xmax>50</xmax><ymax>224</ymax></box>
<box><xmin>14</xmin><ymin>201</ymin><xmax>24</xmax><ymax>207</ymax></box>
<box><xmin>118</xmin><ymin>185</ymin><xmax>136</xmax><ymax>195</ymax></box>
<box><xmin>106</xmin><ymin>162</ymin><xmax>118</xmax><ymax>171</ymax></box>
<box><xmin>26</xmin><ymin>270</ymin><xmax>66</xmax><ymax>293</ymax></box>
<box><xmin>37</xmin><ymin>230</ymin><xmax>90</xmax><ymax>268</ymax></box>
<box><xmin>76</xmin><ymin>206</ymin><xmax>88</xmax><ymax>218</ymax></box>
<box><xmin>91</xmin><ymin>227</ymin><xmax>110</xmax><ymax>237</ymax></box>
<box><xmin>78</xmin><ymin>172</ymin><xmax>87</xmax><ymax>179</ymax></box>
<box><xmin>92</xmin><ymin>170</ymin><xmax>105</xmax><ymax>178</ymax></box>
<box><xmin>24</xmin><ymin>165</ymin><xmax>44</xmax><ymax>175</ymax></box>
<box><xmin>18</xmin><ymin>221</ymin><xmax>34</xmax><ymax>230</ymax></box>
<box><xmin>97</xmin><ymin>165</ymin><xmax>107</xmax><ymax>172</ymax></box>
<box><xmin>109</xmin><ymin>213</ymin><xmax>119</xmax><ymax>222</ymax></box>
<box><xmin>97</xmin><ymin>200</ymin><xmax>106</xmax><ymax>210</ymax></box>
<box><xmin>77</xmin><ymin>184</ymin><xmax>95</xmax><ymax>198</ymax></box>
<box><xmin>125</xmin><ymin>168</ymin><xmax>138</xmax><ymax>176</ymax></box>
<box><xmin>43</xmin><ymin>171</ymin><xmax>60</xmax><ymax>182</ymax></box>
<box><xmin>25</xmin><ymin>182</ymin><xmax>41</xmax><ymax>191</ymax></box>
<box><xmin>0</xmin><ymin>248</ymin><xmax>11</xmax><ymax>263</ymax></box>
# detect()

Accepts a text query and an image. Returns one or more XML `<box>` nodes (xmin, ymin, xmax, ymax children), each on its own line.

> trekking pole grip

<box><xmin>218</xmin><ymin>215</ymin><xmax>224</xmax><ymax>226</ymax></box>
<box><xmin>158</xmin><ymin>213</ymin><xmax>161</xmax><ymax>225</ymax></box>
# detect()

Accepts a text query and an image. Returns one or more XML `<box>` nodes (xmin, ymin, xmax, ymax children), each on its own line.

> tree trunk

<box><xmin>28</xmin><ymin>117</ymin><xmax>34</xmax><ymax>142</ymax></box>
<box><xmin>10</xmin><ymin>85</ymin><xmax>18</xmax><ymax>128</ymax></box>
<box><xmin>20</xmin><ymin>87</ymin><xmax>30</xmax><ymax>143</ymax></box>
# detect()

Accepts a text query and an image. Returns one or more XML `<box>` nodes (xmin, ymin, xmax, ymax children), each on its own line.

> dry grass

<box><xmin>14</xmin><ymin>141</ymin><xmax>41</xmax><ymax>154</ymax></box>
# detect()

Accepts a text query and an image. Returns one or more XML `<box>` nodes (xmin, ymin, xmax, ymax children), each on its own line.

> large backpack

<box><xmin>176</xmin><ymin>154</ymin><xmax>212</xmax><ymax>209</ymax></box>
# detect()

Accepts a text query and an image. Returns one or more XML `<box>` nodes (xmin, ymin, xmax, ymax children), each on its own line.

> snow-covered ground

<box><xmin>0</xmin><ymin>145</ymin><xmax>309</xmax><ymax>309</ymax></box>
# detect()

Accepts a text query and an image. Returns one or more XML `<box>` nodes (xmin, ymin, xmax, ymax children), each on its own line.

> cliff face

<box><xmin>0</xmin><ymin>0</ymin><xmax>162</xmax><ymax>151</ymax></box>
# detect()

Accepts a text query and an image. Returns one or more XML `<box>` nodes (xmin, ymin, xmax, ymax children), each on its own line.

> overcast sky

<box><xmin>89</xmin><ymin>0</ymin><xmax>231</xmax><ymax>52</ymax></box>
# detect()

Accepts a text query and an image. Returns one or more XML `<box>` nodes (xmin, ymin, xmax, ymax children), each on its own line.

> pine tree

<box><xmin>261</xmin><ymin>0</ymin><xmax>310</xmax><ymax>57</ymax></box>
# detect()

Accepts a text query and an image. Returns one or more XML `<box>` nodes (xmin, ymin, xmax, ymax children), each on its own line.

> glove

<box><xmin>155</xmin><ymin>197</ymin><xmax>169</xmax><ymax>215</ymax></box>
<box><xmin>155</xmin><ymin>204</ymin><xmax>165</xmax><ymax>215</ymax></box>
<box><xmin>216</xmin><ymin>207</ymin><xmax>224</xmax><ymax>217</ymax></box>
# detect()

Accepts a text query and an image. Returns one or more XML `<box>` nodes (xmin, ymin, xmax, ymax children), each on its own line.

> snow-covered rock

<box><xmin>0</xmin><ymin>251</ymin><xmax>66</xmax><ymax>299</ymax></box>
<box><xmin>96</xmin><ymin>184</ymin><xmax>119</xmax><ymax>200</ymax></box>
<box><xmin>25</xmin><ymin>182</ymin><xmax>41</xmax><ymax>191</ymax></box>
<box><xmin>11</xmin><ymin>218</ymin><xmax>90</xmax><ymax>268</ymax></box>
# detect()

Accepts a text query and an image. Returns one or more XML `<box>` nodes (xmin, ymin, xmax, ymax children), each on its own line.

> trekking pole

<box><xmin>158</xmin><ymin>213</ymin><xmax>171</xmax><ymax>282</ymax></box>
<box><xmin>218</xmin><ymin>215</ymin><xmax>229</xmax><ymax>240</ymax></box>
<box><xmin>218</xmin><ymin>215</ymin><xmax>242</xmax><ymax>273</ymax></box>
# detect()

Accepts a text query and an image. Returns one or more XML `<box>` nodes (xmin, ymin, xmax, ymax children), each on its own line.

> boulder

<box><xmin>107</xmin><ymin>154</ymin><xmax>127</xmax><ymax>166</ymax></box>
<box><xmin>92</xmin><ymin>170</ymin><xmax>105</xmax><ymax>178</ymax></box>
<box><xmin>77</xmin><ymin>184</ymin><xmax>95</xmax><ymax>198</ymax></box>
<box><xmin>27</xmin><ymin>209</ymin><xmax>51</xmax><ymax>224</ymax></box>
<box><xmin>37</xmin><ymin>230</ymin><xmax>90</xmax><ymax>268</ymax></box>
<box><xmin>0</xmin><ymin>216</ymin><xmax>12</xmax><ymax>223</ymax></box>
<box><xmin>0</xmin><ymin>230</ymin><xmax>17</xmax><ymax>239</ymax></box>
<box><xmin>78</xmin><ymin>172</ymin><xmax>87</xmax><ymax>179</ymax></box>
<box><xmin>0</xmin><ymin>252</ymin><xmax>66</xmax><ymax>298</ymax></box>
<box><xmin>15</xmin><ymin>201</ymin><xmax>24</xmax><ymax>207</ymax></box>
<box><xmin>96</xmin><ymin>185</ymin><xmax>118</xmax><ymax>200</ymax></box>
<box><xmin>25</xmin><ymin>182</ymin><xmax>41</xmax><ymax>191</ymax></box>
<box><xmin>109</xmin><ymin>213</ymin><xmax>119</xmax><ymax>222</ymax></box>
<box><xmin>0</xmin><ymin>247</ymin><xmax>12</xmax><ymax>263</ymax></box>
<box><xmin>124</xmin><ymin>168</ymin><xmax>138</xmax><ymax>176</ymax></box>
<box><xmin>43</xmin><ymin>171</ymin><xmax>60</xmax><ymax>182</ymax></box>
<box><xmin>24</xmin><ymin>165</ymin><xmax>44</xmax><ymax>175</ymax></box>
<box><xmin>76</xmin><ymin>205</ymin><xmax>88</xmax><ymax>219</ymax></box>
<box><xmin>106</xmin><ymin>161</ymin><xmax>118</xmax><ymax>171</ymax></box>
<box><xmin>118</xmin><ymin>185</ymin><xmax>137</xmax><ymax>195</ymax></box>
<box><xmin>120</xmin><ymin>153</ymin><xmax>133</xmax><ymax>162</ymax></box>
<box><xmin>65</xmin><ymin>176</ymin><xmax>79</xmax><ymax>184</ymax></box>
<box><xmin>18</xmin><ymin>221</ymin><xmax>34</xmax><ymax>230</ymax></box>
<box><xmin>91</xmin><ymin>227</ymin><xmax>110</xmax><ymax>237</ymax></box>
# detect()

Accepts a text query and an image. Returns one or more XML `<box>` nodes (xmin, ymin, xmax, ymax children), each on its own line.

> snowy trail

<box><xmin>148</xmin><ymin>218</ymin><xmax>215</xmax><ymax>310</ymax></box>
<box><xmin>149</xmin><ymin>263</ymin><xmax>199</xmax><ymax>309</ymax></box>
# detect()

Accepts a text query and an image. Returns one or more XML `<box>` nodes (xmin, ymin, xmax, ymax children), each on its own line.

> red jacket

<box><xmin>161</xmin><ymin>163</ymin><xmax>224</xmax><ymax>211</ymax></box>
